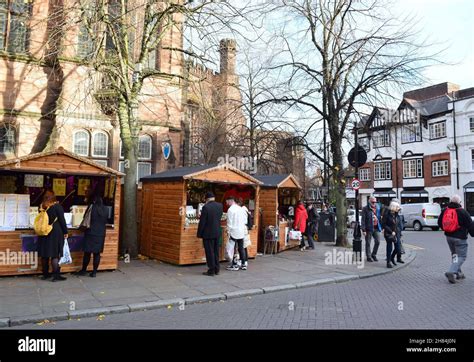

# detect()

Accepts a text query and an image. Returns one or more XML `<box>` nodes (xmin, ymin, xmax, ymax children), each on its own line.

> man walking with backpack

<box><xmin>438</xmin><ymin>195</ymin><xmax>473</xmax><ymax>284</ymax></box>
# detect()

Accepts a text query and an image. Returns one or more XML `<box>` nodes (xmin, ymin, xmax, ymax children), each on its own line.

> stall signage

<box><xmin>78</xmin><ymin>179</ymin><xmax>91</xmax><ymax>196</ymax></box>
<box><xmin>351</xmin><ymin>179</ymin><xmax>360</xmax><ymax>190</ymax></box>
<box><xmin>162</xmin><ymin>142</ymin><xmax>171</xmax><ymax>160</ymax></box>
<box><xmin>53</xmin><ymin>178</ymin><xmax>67</xmax><ymax>196</ymax></box>
<box><xmin>24</xmin><ymin>174</ymin><xmax>44</xmax><ymax>188</ymax></box>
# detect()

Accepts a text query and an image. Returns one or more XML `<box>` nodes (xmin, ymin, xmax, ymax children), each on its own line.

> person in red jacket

<box><xmin>293</xmin><ymin>201</ymin><xmax>309</xmax><ymax>251</ymax></box>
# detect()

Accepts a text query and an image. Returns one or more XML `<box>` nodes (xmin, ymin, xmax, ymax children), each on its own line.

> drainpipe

<box><xmin>452</xmin><ymin>96</ymin><xmax>460</xmax><ymax>190</ymax></box>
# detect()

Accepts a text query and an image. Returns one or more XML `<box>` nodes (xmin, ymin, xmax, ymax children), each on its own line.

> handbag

<box><xmin>225</xmin><ymin>236</ymin><xmax>235</xmax><ymax>262</ymax></box>
<box><xmin>59</xmin><ymin>238</ymin><xmax>73</xmax><ymax>265</ymax></box>
<box><xmin>243</xmin><ymin>233</ymin><xmax>251</xmax><ymax>248</ymax></box>
<box><xmin>289</xmin><ymin>229</ymin><xmax>302</xmax><ymax>240</ymax></box>
<box><xmin>80</xmin><ymin>205</ymin><xmax>93</xmax><ymax>230</ymax></box>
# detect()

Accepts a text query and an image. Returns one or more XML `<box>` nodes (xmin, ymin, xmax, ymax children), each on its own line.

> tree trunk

<box><xmin>118</xmin><ymin>100</ymin><xmax>139</xmax><ymax>258</ymax></box>
<box><xmin>122</xmin><ymin>148</ymin><xmax>139</xmax><ymax>257</ymax></box>
<box><xmin>332</xmin><ymin>138</ymin><xmax>348</xmax><ymax>247</ymax></box>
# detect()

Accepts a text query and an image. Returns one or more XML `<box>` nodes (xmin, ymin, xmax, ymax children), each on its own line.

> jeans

<box><xmin>395</xmin><ymin>236</ymin><xmax>402</xmax><ymax>260</ymax></box>
<box><xmin>446</xmin><ymin>237</ymin><xmax>468</xmax><ymax>275</ymax></box>
<box><xmin>364</xmin><ymin>230</ymin><xmax>380</xmax><ymax>259</ymax></box>
<box><xmin>385</xmin><ymin>236</ymin><xmax>397</xmax><ymax>262</ymax></box>
<box><xmin>300</xmin><ymin>234</ymin><xmax>315</xmax><ymax>248</ymax></box>
<box><xmin>231</xmin><ymin>238</ymin><xmax>247</xmax><ymax>265</ymax></box>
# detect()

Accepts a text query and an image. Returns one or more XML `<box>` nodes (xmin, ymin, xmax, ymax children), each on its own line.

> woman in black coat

<box><xmin>382</xmin><ymin>201</ymin><xmax>401</xmax><ymax>269</ymax></box>
<box><xmin>77</xmin><ymin>189</ymin><xmax>108</xmax><ymax>277</ymax></box>
<box><xmin>38</xmin><ymin>190</ymin><xmax>69</xmax><ymax>281</ymax></box>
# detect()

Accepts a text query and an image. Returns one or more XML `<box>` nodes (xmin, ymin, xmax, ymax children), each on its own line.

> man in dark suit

<box><xmin>197</xmin><ymin>192</ymin><xmax>223</xmax><ymax>276</ymax></box>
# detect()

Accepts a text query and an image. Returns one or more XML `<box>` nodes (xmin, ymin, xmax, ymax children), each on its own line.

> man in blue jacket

<box><xmin>361</xmin><ymin>196</ymin><xmax>382</xmax><ymax>262</ymax></box>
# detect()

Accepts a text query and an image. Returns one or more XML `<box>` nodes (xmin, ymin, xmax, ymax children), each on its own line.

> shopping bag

<box><xmin>225</xmin><ymin>236</ymin><xmax>235</xmax><ymax>262</ymax></box>
<box><xmin>59</xmin><ymin>238</ymin><xmax>73</xmax><ymax>265</ymax></box>
<box><xmin>289</xmin><ymin>229</ymin><xmax>302</xmax><ymax>241</ymax></box>
<box><xmin>243</xmin><ymin>234</ymin><xmax>251</xmax><ymax>248</ymax></box>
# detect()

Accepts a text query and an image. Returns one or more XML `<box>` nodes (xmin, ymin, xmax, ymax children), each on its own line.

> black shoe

<box><xmin>214</xmin><ymin>270</ymin><xmax>220</xmax><ymax>275</ymax></box>
<box><xmin>397</xmin><ymin>259</ymin><xmax>405</xmax><ymax>264</ymax></box>
<box><xmin>52</xmin><ymin>275</ymin><xmax>67</xmax><ymax>282</ymax></box>
<box><xmin>371</xmin><ymin>255</ymin><xmax>378</xmax><ymax>261</ymax></box>
<box><xmin>387</xmin><ymin>262</ymin><xmax>393</xmax><ymax>269</ymax></box>
<box><xmin>391</xmin><ymin>257</ymin><xmax>397</xmax><ymax>266</ymax></box>
<box><xmin>445</xmin><ymin>272</ymin><xmax>456</xmax><ymax>284</ymax></box>
<box><xmin>367</xmin><ymin>258</ymin><xmax>373</xmax><ymax>262</ymax></box>
<box><xmin>76</xmin><ymin>270</ymin><xmax>87</xmax><ymax>276</ymax></box>
<box><xmin>202</xmin><ymin>271</ymin><xmax>215</xmax><ymax>276</ymax></box>
<box><xmin>89</xmin><ymin>272</ymin><xmax>97</xmax><ymax>278</ymax></box>
<box><xmin>456</xmin><ymin>272</ymin><xmax>465</xmax><ymax>280</ymax></box>
<box><xmin>40</xmin><ymin>274</ymin><xmax>51</xmax><ymax>280</ymax></box>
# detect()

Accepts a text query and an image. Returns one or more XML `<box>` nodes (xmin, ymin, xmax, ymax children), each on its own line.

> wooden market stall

<box><xmin>139</xmin><ymin>164</ymin><xmax>262</xmax><ymax>265</ymax></box>
<box><xmin>0</xmin><ymin>147</ymin><xmax>123</xmax><ymax>276</ymax></box>
<box><xmin>255</xmin><ymin>174</ymin><xmax>303</xmax><ymax>253</ymax></box>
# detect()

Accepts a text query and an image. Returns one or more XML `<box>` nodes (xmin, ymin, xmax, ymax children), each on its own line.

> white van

<box><xmin>400</xmin><ymin>203</ymin><xmax>442</xmax><ymax>231</ymax></box>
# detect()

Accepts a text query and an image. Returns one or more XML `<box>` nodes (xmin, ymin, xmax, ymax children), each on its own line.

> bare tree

<box><xmin>262</xmin><ymin>0</ymin><xmax>440</xmax><ymax>246</ymax></box>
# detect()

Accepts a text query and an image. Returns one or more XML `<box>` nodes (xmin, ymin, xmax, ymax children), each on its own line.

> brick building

<box><xmin>0</xmin><ymin>1</ymin><xmax>305</xmax><ymax>185</ymax></box>
<box><xmin>356</xmin><ymin>82</ymin><xmax>474</xmax><ymax>216</ymax></box>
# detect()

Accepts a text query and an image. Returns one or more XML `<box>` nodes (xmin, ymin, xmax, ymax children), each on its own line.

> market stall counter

<box><xmin>139</xmin><ymin>164</ymin><xmax>262</xmax><ymax>265</ymax></box>
<box><xmin>0</xmin><ymin>147</ymin><xmax>123</xmax><ymax>276</ymax></box>
<box><xmin>255</xmin><ymin>174</ymin><xmax>303</xmax><ymax>253</ymax></box>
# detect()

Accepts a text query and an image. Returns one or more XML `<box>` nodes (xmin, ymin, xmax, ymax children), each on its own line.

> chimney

<box><xmin>219</xmin><ymin>39</ymin><xmax>236</xmax><ymax>75</ymax></box>
<box><xmin>403</xmin><ymin>82</ymin><xmax>460</xmax><ymax>101</ymax></box>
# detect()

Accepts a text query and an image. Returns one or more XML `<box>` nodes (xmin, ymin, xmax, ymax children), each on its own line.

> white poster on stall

<box><xmin>24</xmin><ymin>174</ymin><xmax>44</xmax><ymax>188</ymax></box>
<box><xmin>3</xmin><ymin>194</ymin><xmax>17</xmax><ymax>227</ymax></box>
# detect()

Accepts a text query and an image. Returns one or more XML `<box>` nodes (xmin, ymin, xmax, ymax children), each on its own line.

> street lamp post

<box><xmin>353</xmin><ymin>125</ymin><xmax>362</xmax><ymax>260</ymax></box>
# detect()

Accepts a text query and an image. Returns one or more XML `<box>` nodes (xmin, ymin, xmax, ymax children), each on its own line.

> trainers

<box><xmin>241</xmin><ymin>262</ymin><xmax>248</xmax><ymax>271</ymax></box>
<box><xmin>300</xmin><ymin>247</ymin><xmax>306</xmax><ymax>251</ymax></box>
<box><xmin>456</xmin><ymin>272</ymin><xmax>466</xmax><ymax>280</ymax></box>
<box><xmin>226</xmin><ymin>265</ymin><xmax>239</xmax><ymax>271</ymax></box>
<box><xmin>445</xmin><ymin>272</ymin><xmax>456</xmax><ymax>284</ymax></box>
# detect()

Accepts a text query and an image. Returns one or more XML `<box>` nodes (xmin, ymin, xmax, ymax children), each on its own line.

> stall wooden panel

<box><xmin>191</xmin><ymin>170</ymin><xmax>256</xmax><ymax>185</ymax></box>
<box><xmin>141</xmin><ymin>182</ymin><xmax>185</xmax><ymax>264</ymax></box>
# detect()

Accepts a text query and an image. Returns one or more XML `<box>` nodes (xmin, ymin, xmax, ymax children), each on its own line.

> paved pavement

<box><xmin>9</xmin><ymin>230</ymin><xmax>473</xmax><ymax>329</ymax></box>
<box><xmin>0</xmin><ymin>233</ymin><xmax>416</xmax><ymax>327</ymax></box>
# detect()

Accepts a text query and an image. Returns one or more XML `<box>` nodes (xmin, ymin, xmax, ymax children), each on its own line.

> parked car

<box><xmin>346</xmin><ymin>209</ymin><xmax>362</xmax><ymax>228</ymax></box>
<box><xmin>400</xmin><ymin>203</ymin><xmax>441</xmax><ymax>231</ymax></box>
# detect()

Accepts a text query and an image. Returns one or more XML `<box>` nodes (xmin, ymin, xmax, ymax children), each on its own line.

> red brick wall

<box><xmin>424</xmin><ymin>152</ymin><xmax>451</xmax><ymax>187</ymax></box>
<box><xmin>359</xmin><ymin>162</ymin><xmax>374</xmax><ymax>189</ymax></box>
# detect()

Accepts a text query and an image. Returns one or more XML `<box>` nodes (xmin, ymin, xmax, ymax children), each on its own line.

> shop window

<box><xmin>374</xmin><ymin>162</ymin><xmax>391</xmax><ymax>181</ymax></box>
<box><xmin>433</xmin><ymin>197</ymin><xmax>449</xmax><ymax>209</ymax></box>
<box><xmin>403</xmin><ymin>158</ymin><xmax>423</xmax><ymax>179</ymax></box>
<box><xmin>73</xmin><ymin>130</ymin><xmax>90</xmax><ymax>156</ymax></box>
<box><xmin>0</xmin><ymin>0</ymin><xmax>31</xmax><ymax>53</ymax></box>
<box><xmin>466</xmin><ymin>192</ymin><xmax>474</xmax><ymax>217</ymax></box>
<box><xmin>92</xmin><ymin>131</ymin><xmax>108</xmax><ymax>158</ymax></box>
<box><xmin>0</xmin><ymin>125</ymin><xmax>15</xmax><ymax>155</ymax></box>
<box><xmin>359</xmin><ymin>168</ymin><xmax>370</xmax><ymax>181</ymax></box>
<box><xmin>138</xmin><ymin>135</ymin><xmax>152</xmax><ymax>160</ymax></box>
<box><xmin>401</xmin><ymin>123</ymin><xmax>421</xmax><ymax>143</ymax></box>
<box><xmin>432</xmin><ymin>160</ymin><xmax>448</xmax><ymax>177</ymax></box>
<box><xmin>429</xmin><ymin>121</ymin><xmax>446</xmax><ymax>140</ymax></box>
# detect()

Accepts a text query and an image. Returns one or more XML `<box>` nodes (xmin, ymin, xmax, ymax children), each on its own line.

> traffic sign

<box><xmin>348</xmin><ymin>145</ymin><xmax>367</xmax><ymax>168</ymax></box>
<box><xmin>351</xmin><ymin>178</ymin><xmax>361</xmax><ymax>190</ymax></box>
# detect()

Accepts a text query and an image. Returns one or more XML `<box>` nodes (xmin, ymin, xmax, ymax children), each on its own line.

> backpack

<box><xmin>34</xmin><ymin>207</ymin><xmax>56</xmax><ymax>236</ymax></box>
<box><xmin>442</xmin><ymin>208</ymin><xmax>460</xmax><ymax>233</ymax></box>
<box><xmin>247</xmin><ymin>212</ymin><xmax>254</xmax><ymax>230</ymax></box>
